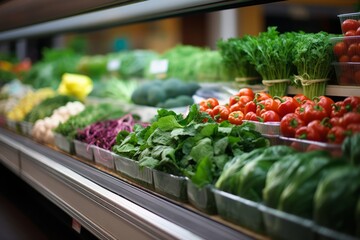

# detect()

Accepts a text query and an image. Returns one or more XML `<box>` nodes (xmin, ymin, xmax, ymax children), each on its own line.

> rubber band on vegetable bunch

<box><xmin>241</xmin><ymin>27</ymin><xmax>296</xmax><ymax>97</ymax></box>
<box><xmin>292</xmin><ymin>32</ymin><xmax>333</xmax><ymax>99</ymax></box>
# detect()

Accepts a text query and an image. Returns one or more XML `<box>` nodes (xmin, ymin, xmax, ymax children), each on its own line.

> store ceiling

<box><xmin>0</xmin><ymin>0</ymin><xmax>140</xmax><ymax>32</ymax></box>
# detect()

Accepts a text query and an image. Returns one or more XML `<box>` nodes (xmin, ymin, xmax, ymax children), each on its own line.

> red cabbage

<box><xmin>76</xmin><ymin>114</ymin><xmax>147</xmax><ymax>150</ymax></box>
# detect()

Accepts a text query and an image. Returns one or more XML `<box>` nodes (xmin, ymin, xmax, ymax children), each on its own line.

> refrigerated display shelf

<box><xmin>0</xmin><ymin>127</ymin><xmax>262</xmax><ymax>240</ymax></box>
<box><xmin>0</xmin><ymin>0</ymin><xmax>284</xmax><ymax>42</ymax></box>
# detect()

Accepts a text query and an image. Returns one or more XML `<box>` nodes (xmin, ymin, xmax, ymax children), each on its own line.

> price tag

<box><xmin>72</xmin><ymin>218</ymin><xmax>82</xmax><ymax>234</ymax></box>
<box><xmin>107</xmin><ymin>59</ymin><xmax>121</xmax><ymax>71</ymax></box>
<box><xmin>149</xmin><ymin>59</ymin><xmax>168</xmax><ymax>74</ymax></box>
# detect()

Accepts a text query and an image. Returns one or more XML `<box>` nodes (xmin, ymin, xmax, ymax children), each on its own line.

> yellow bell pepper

<box><xmin>58</xmin><ymin>73</ymin><xmax>93</xmax><ymax>101</ymax></box>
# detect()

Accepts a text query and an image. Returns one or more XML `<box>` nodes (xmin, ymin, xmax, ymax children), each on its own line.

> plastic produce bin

<box><xmin>113</xmin><ymin>154</ymin><xmax>153</xmax><ymax>189</ymax></box>
<box><xmin>54</xmin><ymin>133</ymin><xmax>75</xmax><ymax>154</ymax></box>
<box><xmin>244</xmin><ymin>120</ymin><xmax>280</xmax><ymax>136</ymax></box>
<box><xmin>20</xmin><ymin>121</ymin><xmax>33</xmax><ymax>136</ymax></box>
<box><xmin>92</xmin><ymin>145</ymin><xmax>115</xmax><ymax>170</ymax></box>
<box><xmin>73</xmin><ymin>140</ymin><xmax>94</xmax><ymax>161</ymax></box>
<box><xmin>153</xmin><ymin>169</ymin><xmax>187</xmax><ymax>202</ymax></box>
<box><xmin>187</xmin><ymin>180</ymin><xmax>217</xmax><ymax>214</ymax></box>
<box><xmin>338</xmin><ymin>12</ymin><xmax>360</xmax><ymax>34</ymax></box>
<box><xmin>280</xmin><ymin>136</ymin><xmax>342</xmax><ymax>157</ymax></box>
<box><xmin>315</xmin><ymin>225</ymin><xmax>358</xmax><ymax>240</ymax></box>
<box><xmin>7</xmin><ymin>119</ymin><xmax>21</xmax><ymax>133</ymax></box>
<box><xmin>260</xmin><ymin>204</ymin><xmax>316</xmax><ymax>240</ymax></box>
<box><xmin>332</xmin><ymin>62</ymin><xmax>360</xmax><ymax>86</ymax></box>
<box><xmin>213</xmin><ymin>188</ymin><xmax>265</xmax><ymax>234</ymax></box>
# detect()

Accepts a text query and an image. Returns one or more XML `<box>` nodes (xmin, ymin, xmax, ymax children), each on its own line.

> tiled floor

<box><xmin>0</xmin><ymin>163</ymin><xmax>96</xmax><ymax>240</ymax></box>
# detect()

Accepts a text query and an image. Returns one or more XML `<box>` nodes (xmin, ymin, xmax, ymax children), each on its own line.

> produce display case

<box><xmin>0</xmin><ymin>127</ymin><xmax>260</xmax><ymax>240</ymax></box>
<box><xmin>1</xmin><ymin>1</ymin><xmax>360</xmax><ymax>240</ymax></box>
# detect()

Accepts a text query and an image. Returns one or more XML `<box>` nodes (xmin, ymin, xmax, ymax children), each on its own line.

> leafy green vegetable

<box><xmin>24</xmin><ymin>94</ymin><xmax>77</xmax><ymax>123</ymax></box>
<box><xmin>145</xmin><ymin>45</ymin><xmax>204</xmax><ymax>81</ymax></box>
<box><xmin>193</xmin><ymin>50</ymin><xmax>231</xmax><ymax>82</ymax></box>
<box><xmin>242</xmin><ymin>27</ymin><xmax>296</xmax><ymax>97</ymax></box>
<box><xmin>342</xmin><ymin>133</ymin><xmax>360</xmax><ymax>166</ymax></box>
<box><xmin>23</xmin><ymin>48</ymin><xmax>81</xmax><ymax>89</ymax></box>
<box><xmin>314</xmin><ymin>165</ymin><xmax>360</xmax><ymax>235</ymax></box>
<box><xmin>76</xmin><ymin>55</ymin><xmax>108</xmax><ymax>79</ymax></box>
<box><xmin>357</xmin><ymin>198</ymin><xmax>360</xmax><ymax>238</ymax></box>
<box><xmin>112</xmin><ymin>104</ymin><xmax>269</xmax><ymax>184</ymax></box>
<box><xmin>116</xmin><ymin>50</ymin><xmax>158</xmax><ymax>79</ymax></box>
<box><xmin>217</xmin><ymin>37</ymin><xmax>258</xmax><ymax>80</ymax></box>
<box><xmin>89</xmin><ymin>77</ymin><xmax>138</xmax><ymax>103</ymax></box>
<box><xmin>77</xmin><ymin>50</ymin><xmax>158</xmax><ymax>80</ymax></box>
<box><xmin>278</xmin><ymin>151</ymin><xmax>342</xmax><ymax>219</ymax></box>
<box><xmin>292</xmin><ymin>32</ymin><xmax>333</xmax><ymax>99</ymax></box>
<box><xmin>215</xmin><ymin>145</ymin><xmax>295</xmax><ymax>202</ymax></box>
<box><xmin>263</xmin><ymin>150</ymin><xmax>331</xmax><ymax>209</ymax></box>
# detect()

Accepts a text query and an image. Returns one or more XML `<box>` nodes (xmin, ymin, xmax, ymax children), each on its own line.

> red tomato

<box><xmin>327</xmin><ymin>126</ymin><xmax>347</xmax><ymax>144</ymax></box>
<box><xmin>199</xmin><ymin>98</ymin><xmax>219</xmax><ymax>111</ymax></box>
<box><xmin>244</xmin><ymin>101</ymin><xmax>256</xmax><ymax>114</ymax></box>
<box><xmin>356</xmin><ymin>26</ymin><xmax>360</xmax><ymax>35</ymax></box>
<box><xmin>254</xmin><ymin>92</ymin><xmax>272</xmax><ymax>102</ymax></box>
<box><xmin>205</xmin><ymin>108</ymin><xmax>214</xmax><ymax>118</ymax></box>
<box><xmin>303</xmin><ymin>104</ymin><xmax>329</xmax><ymax>123</ymax></box>
<box><xmin>331</xmin><ymin>101</ymin><xmax>346</xmax><ymax>118</ymax></box>
<box><xmin>307</xmin><ymin>120</ymin><xmax>330</xmax><ymax>142</ymax></box>
<box><xmin>348</xmin><ymin>43</ymin><xmax>358</xmax><ymax>57</ymax></box>
<box><xmin>342</xmin><ymin>112</ymin><xmax>360</xmax><ymax>126</ymax></box>
<box><xmin>295</xmin><ymin>126</ymin><xmax>320</xmax><ymax>141</ymax></box>
<box><xmin>280</xmin><ymin>113</ymin><xmax>306</xmax><ymax>138</ymax></box>
<box><xmin>294</xmin><ymin>106</ymin><xmax>306</xmax><ymax>121</ymax></box>
<box><xmin>229</xmin><ymin>102</ymin><xmax>243</xmax><ymax>112</ymax></box>
<box><xmin>293</xmin><ymin>94</ymin><xmax>310</xmax><ymax>105</ymax></box>
<box><xmin>351</xmin><ymin>55</ymin><xmax>360</xmax><ymax>62</ymax></box>
<box><xmin>342</xmin><ymin>19</ymin><xmax>360</xmax><ymax>33</ymax></box>
<box><xmin>347</xmin><ymin>124</ymin><xmax>360</xmax><ymax>134</ymax></box>
<box><xmin>343</xmin><ymin>96</ymin><xmax>360</xmax><ymax>112</ymax></box>
<box><xmin>229</xmin><ymin>95</ymin><xmax>241</xmax><ymax>106</ymax></box>
<box><xmin>244</xmin><ymin>112</ymin><xmax>260</xmax><ymax>121</ymax></box>
<box><xmin>276</xmin><ymin>96</ymin><xmax>300</xmax><ymax>118</ymax></box>
<box><xmin>237</xmin><ymin>88</ymin><xmax>254</xmax><ymax>100</ymax></box>
<box><xmin>345</xmin><ymin>30</ymin><xmax>356</xmax><ymax>37</ymax></box>
<box><xmin>330</xmin><ymin>117</ymin><xmax>344</xmax><ymax>128</ymax></box>
<box><xmin>333</xmin><ymin>41</ymin><xmax>347</xmax><ymax>57</ymax></box>
<box><xmin>228</xmin><ymin>111</ymin><xmax>244</xmax><ymax>125</ymax></box>
<box><xmin>258</xmin><ymin>98</ymin><xmax>279</xmax><ymax>113</ymax></box>
<box><xmin>260</xmin><ymin>110</ymin><xmax>280</xmax><ymax>122</ymax></box>
<box><xmin>212</xmin><ymin>105</ymin><xmax>230</xmax><ymax>122</ymax></box>
<box><xmin>339</xmin><ymin>55</ymin><xmax>350</xmax><ymax>62</ymax></box>
<box><xmin>313</xmin><ymin>96</ymin><xmax>334</xmax><ymax>116</ymax></box>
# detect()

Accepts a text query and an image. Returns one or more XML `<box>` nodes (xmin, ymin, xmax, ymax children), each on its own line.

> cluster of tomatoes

<box><xmin>341</xmin><ymin>18</ymin><xmax>360</xmax><ymax>37</ymax></box>
<box><xmin>280</xmin><ymin>96</ymin><xmax>360</xmax><ymax>144</ymax></box>
<box><xmin>199</xmin><ymin>88</ymin><xmax>303</xmax><ymax>126</ymax></box>
<box><xmin>333</xmin><ymin>18</ymin><xmax>360</xmax><ymax>84</ymax></box>
<box><xmin>199</xmin><ymin>87</ymin><xmax>360</xmax><ymax>145</ymax></box>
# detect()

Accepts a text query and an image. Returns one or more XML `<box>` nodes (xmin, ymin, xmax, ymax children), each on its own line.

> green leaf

<box><xmin>213</xmin><ymin>136</ymin><xmax>229</xmax><ymax>155</ymax></box>
<box><xmin>191</xmin><ymin>156</ymin><xmax>213</xmax><ymax>187</ymax></box>
<box><xmin>190</xmin><ymin>138</ymin><xmax>214</xmax><ymax>163</ymax></box>
<box><xmin>157</xmin><ymin>115</ymin><xmax>183</xmax><ymax>131</ymax></box>
<box><xmin>139</xmin><ymin>156</ymin><xmax>159</xmax><ymax>169</ymax></box>
<box><xmin>147</xmin><ymin>128</ymin><xmax>173</xmax><ymax>146</ymax></box>
<box><xmin>199</xmin><ymin>123</ymin><xmax>218</xmax><ymax>137</ymax></box>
